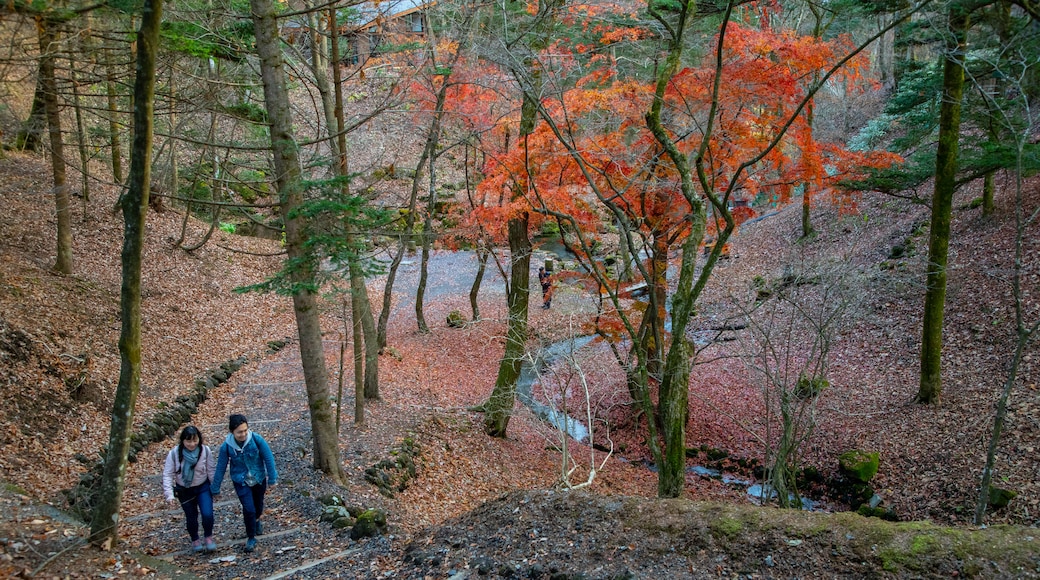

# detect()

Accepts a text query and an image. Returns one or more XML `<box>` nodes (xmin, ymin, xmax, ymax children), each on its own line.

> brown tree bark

<box><xmin>16</xmin><ymin>77</ymin><xmax>45</xmax><ymax>152</ymax></box>
<box><xmin>37</xmin><ymin>17</ymin><xmax>73</xmax><ymax>275</ymax></box>
<box><xmin>89</xmin><ymin>0</ymin><xmax>161</xmax><ymax>548</ymax></box>
<box><xmin>917</xmin><ymin>5</ymin><xmax>968</xmax><ymax>404</ymax></box>
<box><xmin>104</xmin><ymin>36</ymin><xmax>124</xmax><ymax>185</ymax></box>
<box><xmin>483</xmin><ymin>213</ymin><xmax>532</xmax><ymax>437</ymax></box>
<box><xmin>250</xmin><ymin>0</ymin><xmax>343</xmax><ymax>482</ymax></box>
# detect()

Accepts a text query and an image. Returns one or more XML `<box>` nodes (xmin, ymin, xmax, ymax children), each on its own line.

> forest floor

<box><xmin>0</xmin><ymin>148</ymin><xmax>1039</xmax><ymax>579</ymax></box>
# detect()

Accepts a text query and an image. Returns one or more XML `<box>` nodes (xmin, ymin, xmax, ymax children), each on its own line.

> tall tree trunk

<box><xmin>465</xmin><ymin>143</ymin><xmax>490</xmax><ymax>321</ymax></box>
<box><xmin>801</xmin><ymin>97</ymin><xmax>816</xmax><ymax>239</ymax></box>
<box><xmin>88</xmin><ymin>0</ymin><xmax>161</xmax><ymax>548</ymax></box>
<box><xmin>656</xmin><ymin>230</ymin><xmax>703</xmax><ymax>497</ymax></box>
<box><xmin>414</xmin><ymin>77</ymin><xmax>451</xmax><ymax>334</ymax></box>
<box><xmin>640</xmin><ymin>232</ymin><xmax>667</xmax><ymax>381</ymax></box>
<box><xmin>321</xmin><ymin>6</ymin><xmax>380</xmax><ymax>400</ymax></box>
<box><xmin>617</xmin><ymin>216</ymin><xmax>634</xmax><ymax>282</ymax></box>
<box><xmin>352</xmin><ymin>257</ymin><xmax>380</xmax><ymax>399</ymax></box>
<box><xmin>175</xmin><ymin>59</ymin><xmax>218</xmax><ymax>248</ymax></box>
<box><xmin>801</xmin><ymin>5</ymin><xmax>824</xmax><ymax>239</ymax></box>
<box><xmin>979</xmin><ymin>1</ymin><xmax>1011</xmax><ymax>220</ymax></box>
<box><xmin>37</xmin><ymin>18</ymin><xmax>73</xmax><ymax>275</ymax></box>
<box><xmin>351</xmin><ymin>283</ymin><xmax>365</xmax><ymax>415</ymax></box>
<box><xmin>483</xmin><ymin>213</ymin><xmax>531</xmax><ymax>437</ymax></box>
<box><xmin>917</xmin><ymin>6</ymin><xmax>968</xmax><ymax>405</ymax></box>
<box><xmin>415</xmin><ymin>189</ymin><xmax>434</xmax><ymax>334</ymax></box>
<box><xmin>877</xmin><ymin>12</ymin><xmax>897</xmax><ymax>92</ymax></box>
<box><xmin>105</xmin><ymin>37</ymin><xmax>123</xmax><ymax>185</ymax></box>
<box><xmin>251</xmin><ymin>0</ymin><xmax>343</xmax><ymax>482</ymax></box>
<box><xmin>377</xmin><ymin>236</ymin><xmax>408</xmax><ymax>350</ymax></box>
<box><xmin>643</xmin><ymin>0</ymin><xmax>735</xmax><ymax>498</ymax></box>
<box><xmin>480</xmin><ymin>0</ymin><xmax>555</xmax><ymax>437</ymax></box>
<box><xmin>982</xmin><ymin>171</ymin><xmax>995</xmax><ymax>216</ymax></box>
<box><xmin>17</xmin><ymin>76</ymin><xmax>45</xmax><ymax>152</ymax></box>
<box><xmin>470</xmin><ymin>243</ymin><xmax>488</xmax><ymax>320</ymax></box>
<box><xmin>149</xmin><ymin>66</ymin><xmax>173</xmax><ymax>214</ymax></box>
<box><xmin>377</xmin><ymin>158</ymin><xmax>423</xmax><ymax>350</ymax></box>
<box><xmin>71</xmin><ymin>64</ymin><xmax>91</xmax><ymax>209</ymax></box>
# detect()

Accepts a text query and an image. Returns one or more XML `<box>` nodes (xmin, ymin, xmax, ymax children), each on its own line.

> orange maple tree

<box><xmin>464</xmin><ymin>20</ymin><xmax>898</xmax><ymax>280</ymax></box>
<box><xmin>438</xmin><ymin>2</ymin><xmax>900</xmax><ymax>495</ymax></box>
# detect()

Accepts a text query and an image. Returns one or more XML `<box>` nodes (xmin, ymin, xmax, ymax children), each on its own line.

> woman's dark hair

<box><xmin>229</xmin><ymin>414</ymin><xmax>248</xmax><ymax>433</ymax></box>
<box><xmin>177</xmin><ymin>425</ymin><xmax>203</xmax><ymax>463</ymax></box>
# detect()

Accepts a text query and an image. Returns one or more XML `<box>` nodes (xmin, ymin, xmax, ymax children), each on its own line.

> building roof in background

<box><xmin>350</xmin><ymin>0</ymin><xmax>435</xmax><ymax>31</ymax></box>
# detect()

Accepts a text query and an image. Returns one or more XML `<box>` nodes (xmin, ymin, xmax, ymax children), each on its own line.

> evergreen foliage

<box><xmin>235</xmin><ymin>177</ymin><xmax>391</xmax><ymax>297</ymax></box>
<box><xmin>160</xmin><ymin>20</ymin><xmax>253</xmax><ymax>61</ymax></box>
<box><xmin>845</xmin><ymin>10</ymin><xmax>1040</xmax><ymax>195</ymax></box>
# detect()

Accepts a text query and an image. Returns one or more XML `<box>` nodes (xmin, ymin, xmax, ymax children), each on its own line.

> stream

<box><xmin>381</xmin><ymin>247</ymin><xmax>815</xmax><ymax>510</ymax></box>
<box><xmin>515</xmin><ymin>335</ymin><xmax>597</xmax><ymax>443</ymax></box>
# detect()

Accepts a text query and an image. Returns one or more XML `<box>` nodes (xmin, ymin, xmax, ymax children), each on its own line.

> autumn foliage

<box><xmin>447</xmin><ymin>21</ymin><xmax>899</xmax><ymax>252</ymax></box>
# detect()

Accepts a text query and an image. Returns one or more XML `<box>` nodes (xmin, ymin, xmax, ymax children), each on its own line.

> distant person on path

<box><xmin>211</xmin><ymin>414</ymin><xmax>278</xmax><ymax>553</ymax></box>
<box><xmin>162</xmin><ymin>425</ymin><xmax>217</xmax><ymax>553</ymax></box>
<box><xmin>539</xmin><ymin>265</ymin><xmax>553</xmax><ymax>309</ymax></box>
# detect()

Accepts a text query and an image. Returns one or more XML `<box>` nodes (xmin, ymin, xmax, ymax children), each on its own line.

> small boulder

<box><xmin>447</xmin><ymin>310</ymin><xmax>466</xmax><ymax>328</ymax></box>
<box><xmin>332</xmin><ymin>516</ymin><xmax>355</xmax><ymax>529</ymax></box>
<box><xmin>988</xmin><ymin>485</ymin><xmax>1018</xmax><ymax>510</ymax></box>
<box><xmin>838</xmin><ymin>449</ymin><xmax>880</xmax><ymax>483</ymax></box>
<box><xmin>350</xmin><ymin>508</ymin><xmax>388</xmax><ymax>540</ymax></box>
<box><xmin>856</xmin><ymin>504</ymin><xmax>899</xmax><ymax>521</ymax></box>
<box><xmin>320</xmin><ymin>505</ymin><xmax>350</xmax><ymax>523</ymax></box>
<box><xmin>319</xmin><ymin>494</ymin><xmax>345</xmax><ymax>507</ymax></box>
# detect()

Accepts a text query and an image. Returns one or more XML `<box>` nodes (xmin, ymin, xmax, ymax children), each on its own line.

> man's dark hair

<box><xmin>229</xmin><ymin>414</ymin><xmax>248</xmax><ymax>432</ymax></box>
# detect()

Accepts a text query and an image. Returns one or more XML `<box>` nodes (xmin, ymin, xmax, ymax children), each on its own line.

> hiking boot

<box><xmin>204</xmin><ymin>536</ymin><xmax>216</xmax><ymax>552</ymax></box>
<box><xmin>244</xmin><ymin>537</ymin><xmax>257</xmax><ymax>552</ymax></box>
<box><xmin>255</xmin><ymin>520</ymin><xmax>263</xmax><ymax>536</ymax></box>
<box><xmin>191</xmin><ymin>539</ymin><xmax>203</xmax><ymax>553</ymax></box>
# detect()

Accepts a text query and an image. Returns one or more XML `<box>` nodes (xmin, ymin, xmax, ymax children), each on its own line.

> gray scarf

<box><xmin>180</xmin><ymin>446</ymin><xmax>200</xmax><ymax>486</ymax></box>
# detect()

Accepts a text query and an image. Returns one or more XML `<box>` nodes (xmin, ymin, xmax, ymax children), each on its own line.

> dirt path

<box><xmin>118</xmin><ymin>342</ymin><xmax>410</xmax><ymax>579</ymax></box>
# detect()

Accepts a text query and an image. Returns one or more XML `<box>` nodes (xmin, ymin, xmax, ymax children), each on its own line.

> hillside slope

<box><xmin>0</xmin><ymin>149</ymin><xmax>1038</xmax><ymax>578</ymax></box>
<box><xmin>0</xmin><ymin>152</ymin><xmax>297</xmax><ymax>498</ymax></box>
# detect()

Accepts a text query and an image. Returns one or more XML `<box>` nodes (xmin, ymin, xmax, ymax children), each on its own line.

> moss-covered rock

<box><xmin>332</xmin><ymin>516</ymin><xmax>356</xmax><ymax>529</ymax></box>
<box><xmin>319</xmin><ymin>493</ymin><xmax>345</xmax><ymax>507</ymax></box>
<box><xmin>447</xmin><ymin>310</ymin><xmax>465</xmax><ymax>328</ymax></box>
<box><xmin>857</xmin><ymin>505</ymin><xmax>900</xmax><ymax>521</ymax></box>
<box><xmin>364</xmin><ymin>437</ymin><xmax>420</xmax><ymax>498</ymax></box>
<box><xmin>988</xmin><ymin>486</ymin><xmax>1017</xmax><ymax>510</ymax></box>
<box><xmin>350</xmin><ymin>508</ymin><xmax>387</xmax><ymax>539</ymax></box>
<box><xmin>839</xmin><ymin>449</ymin><xmax>880</xmax><ymax>483</ymax></box>
<box><xmin>320</xmin><ymin>505</ymin><xmax>350</xmax><ymax>523</ymax></box>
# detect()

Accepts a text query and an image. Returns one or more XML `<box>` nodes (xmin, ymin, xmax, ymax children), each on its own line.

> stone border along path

<box><xmin>63</xmin><ymin>343</ymin><xmax>289</xmax><ymax>520</ymax></box>
<box><xmin>123</xmin><ymin>341</ymin><xmax>391</xmax><ymax>580</ymax></box>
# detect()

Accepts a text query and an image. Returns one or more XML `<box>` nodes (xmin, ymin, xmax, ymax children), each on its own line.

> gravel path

<box><xmin>120</xmin><ymin>343</ymin><xmax>405</xmax><ymax>579</ymax></box>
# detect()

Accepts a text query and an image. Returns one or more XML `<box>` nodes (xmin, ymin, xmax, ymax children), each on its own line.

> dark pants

<box><xmin>233</xmin><ymin>480</ymin><xmax>267</xmax><ymax>539</ymax></box>
<box><xmin>176</xmin><ymin>483</ymin><xmax>214</xmax><ymax>541</ymax></box>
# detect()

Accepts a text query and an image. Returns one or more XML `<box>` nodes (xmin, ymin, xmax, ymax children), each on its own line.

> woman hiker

<box><xmin>162</xmin><ymin>425</ymin><xmax>217</xmax><ymax>553</ymax></box>
<box><xmin>211</xmin><ymin>414</ymin><xmax>278</xmax><ymax>553</ymax></box>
